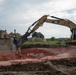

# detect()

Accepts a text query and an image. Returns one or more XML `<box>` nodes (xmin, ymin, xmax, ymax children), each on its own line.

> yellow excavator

<box><xmin>21</xmin><ymin>15</ymin><xmax>76</xmax><ymax>45</ymax></box>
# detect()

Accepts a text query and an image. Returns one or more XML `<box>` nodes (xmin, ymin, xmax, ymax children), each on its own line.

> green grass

<box><xmin>21</xmin><ymin>40</ymin><xmax>64</xmax><ymax>48</ymax></box>
<box><xmin>24</xmin><ymin>40</ymin><xmax>59</xmax><ymax>45</ymax></box>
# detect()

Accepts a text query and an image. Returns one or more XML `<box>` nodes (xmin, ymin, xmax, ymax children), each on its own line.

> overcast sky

<box><xmin>0</xmin><ymin>0</ymin><xmax>76</xmax><ymax>38</ymax></box>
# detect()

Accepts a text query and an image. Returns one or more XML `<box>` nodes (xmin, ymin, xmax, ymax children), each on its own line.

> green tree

<box><xmin>32</xmin><ymin>32</ymin><xmax>44</xmax><ymax>39</ymax></box>
<box><xmin>50</xmin><ymin>37</ymin><xmax>56</xmax><ymax>41</ymax></box>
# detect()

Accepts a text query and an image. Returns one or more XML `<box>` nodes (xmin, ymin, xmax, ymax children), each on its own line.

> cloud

<box><xmin>36</xmin><ymin>23</ymin><xmax>71</xmax><ymax>38</ymax></box>
<box><xmin>0</xmin><ymin>0</ymin><xmax>5</xmax><ymax>11</ymax></box>
<box><xmin>0</xmin><ymin>0</ymin><xmax>76</xmax><ymax>38</ymax></box>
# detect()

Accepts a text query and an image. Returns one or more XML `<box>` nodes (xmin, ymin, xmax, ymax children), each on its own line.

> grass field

<box><xmin>23</xmin><ymin>40</ymin><xmax>58</xmax><ymax>45</ymax></box>
<box><xmin>21</xmin><ymin>40</ymin><xmax>66</xmax><ymax>48</ymax></box>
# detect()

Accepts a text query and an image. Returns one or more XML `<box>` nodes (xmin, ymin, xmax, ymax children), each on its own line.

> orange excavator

<box><xmin>21</xmin><ymin>15</ymin><xmax>76</xmax><ymax>45</ymax></box>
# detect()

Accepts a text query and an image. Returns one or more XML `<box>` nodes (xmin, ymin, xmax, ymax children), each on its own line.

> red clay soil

<box><xmin>0</xmin><ymin>46</ymin><xmax>76</xmax><ymax>66</ymax></box>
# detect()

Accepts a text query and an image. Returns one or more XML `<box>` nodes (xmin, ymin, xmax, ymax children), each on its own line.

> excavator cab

<box><xmin>71</xmin><ymin>28</ymin><xmax>76</xmax><ymax>40</ymax></box>
<box><xmin>70</xmin><ymin>28</ymin><xmax>76</xmax><ymax>44</ymax></box>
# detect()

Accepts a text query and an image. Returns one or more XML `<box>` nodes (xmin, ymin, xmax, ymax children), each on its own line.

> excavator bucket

<box><xmin>0</xmin><ymin>46</ymin><xmax>76</xmax><ymax>66</ymax></box>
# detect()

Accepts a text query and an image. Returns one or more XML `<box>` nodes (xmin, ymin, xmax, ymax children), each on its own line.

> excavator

<box><xmin>21</xmin><ymin>15</ymin><xmax>76</xmax><ymax>45</ymax></box>
<box><xmin>1</xmin><ymin>15</ymin><xmax>76</xmax><ymax>74</ymax></box>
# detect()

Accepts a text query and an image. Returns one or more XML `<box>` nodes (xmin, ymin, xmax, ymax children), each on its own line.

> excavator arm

<box><xmin>45</xmin><ymin>16</ymin><xmax>76</xmax><ymax>29</ymax></box>
<box><xmin>21</xmin><ymin>15</ymin><xmax>76</xmax><ymax>44</ymax></box>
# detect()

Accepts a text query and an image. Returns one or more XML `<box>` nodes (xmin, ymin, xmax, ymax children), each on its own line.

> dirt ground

<box><xmin>0</xmin><ymin>58</ymin><xmax>76</xmax><ymax>75</ymax></box>
<box><xmin>0</xmin><ymin>46</ymin><xmax>76</xmax><ymax>75</ymax></box>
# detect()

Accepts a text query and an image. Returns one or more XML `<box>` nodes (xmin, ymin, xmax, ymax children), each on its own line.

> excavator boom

<box><xmin>46</xmin><ymin>16</ymin><xmax>76</xmax><ymax>29</ymax></box>
<box><xmin>21</xmin><ymin>15</ymin><xmax>76</xmax><ymax>44</ymax></box>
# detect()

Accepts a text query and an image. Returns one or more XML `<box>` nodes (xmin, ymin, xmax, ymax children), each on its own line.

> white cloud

<box><xmin>35</xmin><ymin>23</ymin><xmax>71</xmax><ymax>38</ymax></box>
<box><xmin>0</xmin><ymin>0</ymin><xmax>4</xmax><ymax>5</ymax></box>
<box><xmin>0</xmin><ymin>0</ymin><xmax>76</xmax><ymax>38</ymax></box>
<box><xmin>0</xmin><ymin>0</ymin><xmax>5</xmax><ymax>11</ymax></box>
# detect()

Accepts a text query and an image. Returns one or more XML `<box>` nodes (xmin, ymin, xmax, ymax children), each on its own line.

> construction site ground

<box><xmin>0</xmin><ymin>46</ymin><xmax>76</xmax><ymax>75</ymax></box>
